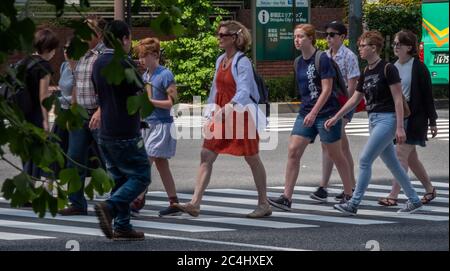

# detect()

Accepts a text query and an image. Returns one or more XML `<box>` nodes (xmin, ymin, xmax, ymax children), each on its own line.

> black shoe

<box><xmin>338</xmin><ymin>194</ymin><xmax>352</xmax><ymax>204</ymax></box>
<box><xmin>113</xmin><ymin>228</ymin><xmax>145</xmax><ymax>241</ymax></box>
<box><xmin>267</xmin><ymin>195</ymin><xmax>292</xmax><ymax>211</ymax></box>
<box><xmin>310</xmin><ymin>187</ymin><xmax>328</xmax><ymax>203</ymax></box>
<box><xmin>94</xmin><ymin>202</ymin><xmax>114</xmax><ymax>239</ymax></box>
<box><xmin>58</xmin><ymin>206</ymin><xmax>88</xmax><ymax>216</ymax></box>
<box><xmin>159</xmin><ymin>205</ymin><xmax>182</xmax><ymax>217</ymax></box>
<box><xmin>335</xmin><ymin>188</ymin><xmax>355</xmax><ymax>200</ymax></box>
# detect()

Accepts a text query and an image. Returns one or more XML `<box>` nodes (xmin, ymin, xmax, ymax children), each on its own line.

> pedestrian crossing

<box><xmin>0</xmin><ymin>181</ymin><xmax>448</xmax><ymax>241</ymax></box>
<box><xmin>173</xmin><ymin>117</ymin><xmax>450</xmax><ymax>141</ymax></box>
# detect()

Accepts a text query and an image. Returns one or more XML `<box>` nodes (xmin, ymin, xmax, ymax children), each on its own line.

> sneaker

<box><xmin>113</xmin><ymin>228</ymin><xmax>145</xmax><ymax>241</ymax></box>
<box><xmin>130</xmin><ymin>209</ymin><xmax>140</xmax><ymax>218</ymax></box>
<box><xmin>310</xmin><ymin>187</ymin><xmax>328</xmax><ymax>203</ymax></box>
<box><xmin>94</xmin><ymin>202</ymin><xmax>114</xmax><ymax>239</ymax></box>
<box><xmin>58</xmin><ymin>206</ymin><xmax>88</xmax><ymax>216</ymax></box>
<box><xmin>172</xmin><ymin>202</ymin><xmax>200</xmax><ymax>217</ymax></box>
<box><xmin>267</xmin><ymin>195</ymin><xmax>292</xmax><ymax>211</ymax></box>
<box><xmin>334</xmin><ymin>202</ymin><xmax>357</xmax><ymax>216</ymax></box>
<box><xmin>246</xmin><ymin>204</ymin><xmax>272</xmax><ymax>218</ymax></box>
<box><xmin>159</xmin><ymin>205</ymin><xmax>182</xmax><ymax>217</ymax></box>
<box><xmin>397</xmin><ymin>201</ymin><xmax>423</xmax><ymax>214</ymax></box>
<box><xmin>335</xmin><ymin>188</ymin><xmax>355</xmax><ymax>200</ymax></box>
<box><xmin>338</xmin><ymin>194</ymin><xmax>352</xmax><ymax>204</ymax></box>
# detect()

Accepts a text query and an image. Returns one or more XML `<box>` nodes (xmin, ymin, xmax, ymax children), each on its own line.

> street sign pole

<box><xmin>349</xmin><ymin>0</ymin><xmax>362</xmax><ymax>55</ymax></box>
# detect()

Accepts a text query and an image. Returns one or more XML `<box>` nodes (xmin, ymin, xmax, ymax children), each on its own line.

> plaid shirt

<box><xmin>74</xmin><ymin>42</ymin><xmax>106</xmax><ymax>112</ymax></box>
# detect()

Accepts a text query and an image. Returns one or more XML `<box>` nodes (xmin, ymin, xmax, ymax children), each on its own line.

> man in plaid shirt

<box><xmin>59</xmin><ymin>16</ymin><xmax>107</xmax><ymax>216</ymax></box>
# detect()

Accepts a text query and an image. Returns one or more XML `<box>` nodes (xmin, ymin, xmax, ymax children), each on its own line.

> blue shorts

<box><xmin>291</xmin><ymin>114</ymin><xmax>342</xmax><ymax>144</ymax></box>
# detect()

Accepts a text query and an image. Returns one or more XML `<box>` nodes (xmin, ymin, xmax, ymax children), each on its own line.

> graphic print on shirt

<box><xmin>362</xmin><ymin>73</ymin><xmax>380</xmax><ymax>111</ymax></box>
<box><xmin>306</xmin><ymin>63</ymin><xmax>319</xmax><ymax>100</ymax></box>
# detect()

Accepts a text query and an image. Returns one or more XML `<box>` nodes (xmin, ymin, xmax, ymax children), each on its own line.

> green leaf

<box><xmin>91</xmin><ymin>168</ymin><xmax>113</xmax><ymax>194</ymax></box>
<box><xmin>45</xmin><ymin>0</ymin><xmax>65</xmax><ymax>17</ymax></box>
<box><xmin>42</xmin><ymin>94</ymin><xmax>56</xmax><ymax>112</ymax></box>
<box><xmin>32</xmin><ymin>188</ymin><xmax>47</xmax><ymax>218</ymax></box>
<box><xmin>126</xmin><ymin>93</ymin><xmax>154</xmax><ymax>118</ymax></box>
<box><xmin>1</xmin><ymin>178</ymin><xmax>15</xmax><ymax>200</ymax></box>
<box><xmin>84</xmin><ymin>182</ymin><xmax>94</xmax><ymax>200</ymax></box>
<box><xmin>59</xmin><ymin>168</ymin><xmax>81</xmax><ymax>194</ymax></box>
<box><xmin>125</xmin><ymin>68</ymin><xmax>144</xmax><ymax>88</ymax></box>
<box><xmin>101</xmin><ymin>59</ymin><xmax>125</xmax><ymax>85</ymax></box>
<box><xmin>67</xmin><ymin>37</ymin><xmax>89</xmax><ymax>60</ymax></box>
<box><xmin>131</xmin><ymin>0</ymin><xmax>142</xmax><ymax>14</ymax></box>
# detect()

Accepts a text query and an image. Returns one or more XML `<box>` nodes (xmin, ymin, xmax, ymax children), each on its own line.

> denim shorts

<box><xmin>291</xmin><ymin>114</ymin><xmax>342</xmax><ymax>144</ymax></box>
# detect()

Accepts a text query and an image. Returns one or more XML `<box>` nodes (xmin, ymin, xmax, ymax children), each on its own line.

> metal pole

<box><xmin>114</xmin><ymin>0</ymin><xmax>124</xmax><ymax>21</ymax></box>
<box><xmin>126</xmin><ymin>0</ymin><xmax>132</xmax><ymax>26</ymax></box>
<box><xmin>349</xmin><ymin>0</ymin><xmax>362</xmax><ymax>55</ymax></box>
<box><xmin>252</xmin><ymin>0</ymin><xmax>256</xmax><ymax>64</ymax></box>
<box><xmin>292</xmin><ymin>0</ymin><xmax>297</xmax><ymax>58</ymax></box>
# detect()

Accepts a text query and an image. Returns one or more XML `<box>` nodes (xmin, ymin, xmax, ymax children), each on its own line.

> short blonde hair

<box><xmin>358</xmin><ymin>30</ymin><xmax>385</xmax><ymax>54</ymax></box>
<box><xmin>134</xmin><ymin>37</ymin><xmax>160</xmax><ymax>58</ymax></box>
<box><xmin>294</xmin><ymin>24</ymin><xmax>316</xmax><ymax>46</ymax></box>
<box><xmin>218</xmin><ymin>20</ymin><xmax>252</xmax><ymax>52</ymax></box>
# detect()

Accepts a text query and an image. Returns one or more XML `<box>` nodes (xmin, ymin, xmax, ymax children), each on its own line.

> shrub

<box><xmin>266</xmin><ymin>75</ymin><xmax>298</xmax><ymax>102</ymax></box>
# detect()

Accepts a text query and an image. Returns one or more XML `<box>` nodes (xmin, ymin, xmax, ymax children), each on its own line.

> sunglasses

<box><xmin>217</xmin><ymin>33</ymin><xmax>235</xmax><ymax>39</ymax></box>
<box><xmin>326</xmin><ymin>32</ymin><xmax>341</xmax><ymax>38</ymax></box>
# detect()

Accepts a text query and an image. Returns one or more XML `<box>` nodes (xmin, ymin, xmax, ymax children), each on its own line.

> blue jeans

<box><xmin>350</xmin><ymin>113</ymin><xmax>421</xmax><ymax>207</ymax></box>
<box><xmin>67</xmin><ymin>121</ymin><xmax>100</xmax><ymax>210</ymax></box>
<box><xmin>98</xmin><ymin>136</ymin><xmax>151</xmax><ymax>231</ymax></box>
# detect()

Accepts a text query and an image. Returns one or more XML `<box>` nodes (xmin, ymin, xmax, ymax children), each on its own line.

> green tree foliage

<box><xmin>142</xmin><ymin>0</ymin><xmax>228</xmax><ymax>102</ymax></box>
<box><xmin>364</xmin><ymin>1</ymin><xmax>422</xmax><ymax>61</ymax></box>
<box><xmin>0</xmin><ymin>0</ymin><xmax>180</xmax><ymax>217</ymax></box>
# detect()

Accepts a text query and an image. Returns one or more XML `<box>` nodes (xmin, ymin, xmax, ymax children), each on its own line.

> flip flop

<box><xmin>421</xmin><ymin>187</ymin><xmax>437</xmax><ymax>204</ymax></box>
<box><xmin>377</xmin><ymin>197</ymin><xmax>398</xmax><ymax>206</ymax></box>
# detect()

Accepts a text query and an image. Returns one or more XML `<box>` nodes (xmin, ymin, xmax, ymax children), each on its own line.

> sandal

<box><xmin>421</xmin><ymin>187</ymin><xmax>437</xmax><ymax>204</ymax></box>
<box><xmin>377</xmin><ymin>197</ymin><xmax>398</xmax><ymax>206</ymax></box>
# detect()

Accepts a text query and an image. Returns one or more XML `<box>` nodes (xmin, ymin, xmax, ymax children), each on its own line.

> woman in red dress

<box><xmin>174</xmin><ymin>20</ymin><xmax>271</xmax><ymax>218</ymax></box>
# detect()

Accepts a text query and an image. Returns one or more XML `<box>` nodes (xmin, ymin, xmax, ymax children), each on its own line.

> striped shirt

<box><xmin>74</xmin><ymin>42</ymin><xmax>106</xmax><ymax>112</ymax></box>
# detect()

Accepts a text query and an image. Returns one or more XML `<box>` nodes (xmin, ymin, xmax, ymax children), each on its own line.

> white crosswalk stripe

<box><xmin>0</xmin><ymin>181</ymin><xmax>448</xmax><ymax>240</ymax></box>
<box><xmin>173</xmin><ymin>116</ymin><xmax>450</xmax><ymax>141</ymax></box>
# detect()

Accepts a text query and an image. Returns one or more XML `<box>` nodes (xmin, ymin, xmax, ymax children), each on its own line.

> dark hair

<box><xmin>395</xmin><ymin>30</ymin><xmax>418</xmax><ymax>57</ymax></box>
<box><xmin>103</xmin><ymin>20</ymin><xmax>130</xmax><ymax>48</ymax></box>
<box><xmin>325</xmin><ymin>21</ymin><xmax>347</xmax><ymax>36</ymax></box>
<box><xmin>33</xmin><ymin>28</ymin><xmax>59</xmax><ymax>54</ymax></box>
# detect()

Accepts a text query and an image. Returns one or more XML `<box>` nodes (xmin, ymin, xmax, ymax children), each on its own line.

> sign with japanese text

<box><xmin>256</xmin><ymin>0</ymin><xmax>310</xmax><ymax>61</ymax></box>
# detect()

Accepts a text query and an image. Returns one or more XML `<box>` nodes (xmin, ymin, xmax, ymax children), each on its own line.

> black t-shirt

<box><xmin>356</xmin><ymin>60</ymin><xmax>401</xmax><ymax>113</ymax></box>
<box><xmin>25</xmin><ymin>56</ymin><xmax>53</xmax><ymax>124</ymax></box>
<box><xmin>92</xmin><ymin>50</ymin><xmax>143</xmax><ymax>139</ymax></box>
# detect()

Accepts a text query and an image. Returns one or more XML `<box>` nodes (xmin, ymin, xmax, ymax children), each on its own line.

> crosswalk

<box><xmin>173</xmin><ymin>117</ymin><xmax>450</xmax><ymax>141</ymax></box>
<box><xmin>0</xmin><ymin>181</ymin><xmax>448</xmax><ymax>241</ymax></box>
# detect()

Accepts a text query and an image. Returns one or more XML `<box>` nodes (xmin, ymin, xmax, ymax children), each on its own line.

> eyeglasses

<box><xmin>358</xmin><ymin>43</ymin><xmax>373</xmax><ymax>48</ymax></box>
<box><xmin>217</xmin><ymin>33</ymin><xmax>234</xmax><ymax>39</ymax></box>
<box><xmin>326</xmin><ymin>32</ymin><xmax>341</xmax><ymax>38</ymax></box>
<box><xmin>392</xmin><ymin>42</ymin><xmax>403</xmax><ymax>48</ymax></box>
<box><xmin>63</xmin><ymin>46</ymin><xmax>69</xmax><ymax>51</ymax></box>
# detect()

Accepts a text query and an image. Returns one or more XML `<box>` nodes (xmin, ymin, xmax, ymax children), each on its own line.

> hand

<box><xmin>89</xmin><ymin>108</ymin><xmax>101</xmax><ymax>130</ymax></box>
<box><xmin>396</xmin><ymin>127</ymin><xmax>406</xmax><ymax>144</ymax></box>
<box><xmin>43</xmin><ymin>121</ymin><xmax>50</xmax><ymax>133</ymax></box>
<box><xmin>430</xmin><ymin>126</ymin><xmax>438</xmax><ymax>138</ymax></box>
<box><xmin>324</xmin><ymin>117</ymin><xmax>338</xmax><ymax>131</ymax></box>
<box><xmin>303</xmin><ymin>112</ymin><xmax>317</xmax><ymax>128</ymax></box>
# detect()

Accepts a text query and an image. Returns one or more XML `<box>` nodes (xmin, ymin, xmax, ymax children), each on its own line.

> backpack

<box><xmin>235</xmin><ymin>54</ymin><xmax>270</xmax><ymax>117</ymax></box>
<box><xmin>294</xmin><ymin>50</ymin><xmax>349</xmax><ymax>100</ymax></box>
<box><xmin>0</xmin><ymin>57</ymin><xmax>43</xmax><ymax>116</ymax></box>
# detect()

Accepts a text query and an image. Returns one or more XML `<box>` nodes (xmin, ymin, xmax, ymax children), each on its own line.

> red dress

<box><xmin>203</xmin><ymin>63</ymin><xmax>259</xmax><ymax>156</ymax></box>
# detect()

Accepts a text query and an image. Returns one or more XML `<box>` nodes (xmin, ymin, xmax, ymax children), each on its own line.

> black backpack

<box><xmin>0</xmin><ymin>57</ymin><xmax>43</xmax><ymax>116</ymax></box>
<box><xmin>294</xmin><ymin>50</ymin><xmax>349</xmax><ymax>99</ymax></box>
<box><xmin>235</xmin><ymin>54</ymin><xmax>270</xmax><ymax>117</ymax></box>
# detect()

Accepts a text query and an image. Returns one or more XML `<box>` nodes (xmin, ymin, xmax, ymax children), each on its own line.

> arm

<box><xmin>39</xmin><ymin>74</ymin><xmax>52</xmax><ymax>132</ymax></box>
<box><xmin>324</xmin><ymin>91</ymin><xmax>364</xmax><ymax>130</ymax></box>
<box><xmin>420</xmin><ymin>63</ymin><xmax>438</xmax><ymax>137</ymax></box>
<box><xmin>303</xmin><ymin>78</ymin><xmax>333</xmax><ymax>127</ymax></box>
<box><xmin>150</xmin><ymin>83</ymin><xmax>177</xmax><ymax>110</ymax></box>
<box><xmin>390</xmin><ymin>82</ymin><xmax>406</xmax><ymax>144</ymax></box>
<box><xmin>347</xmin><ymin>77</ymin><xmax>358</xmax><ymax>97</ymax></box>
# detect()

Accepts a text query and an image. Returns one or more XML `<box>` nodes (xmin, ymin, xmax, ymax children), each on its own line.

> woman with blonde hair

<box><xmin>174</xmin><ymin>20</ymin><xmax>272</xmax><ymax>218</ymax></box>
<box><xmin>268</xmin><ymin>24</ymin><xmax>353</xmax><ymax>211</ymax></box>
